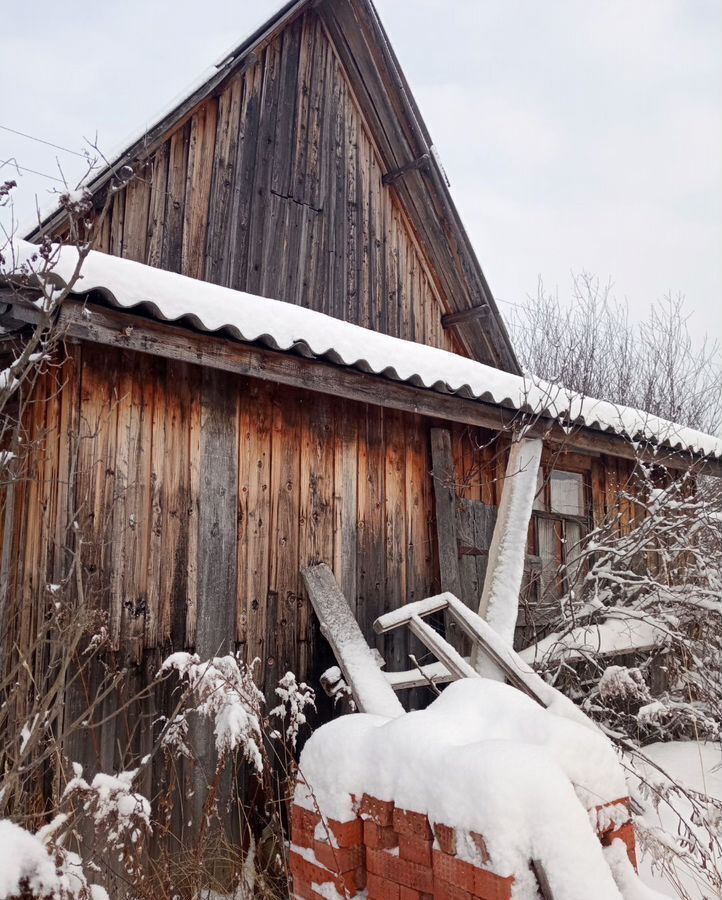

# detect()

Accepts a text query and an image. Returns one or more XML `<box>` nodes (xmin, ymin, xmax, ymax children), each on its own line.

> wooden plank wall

<box><xmin>85</xmin><ymin>10</ymin><xmax>465</xmax><ymax>358</ymax></box>
<box><xmin>1</xmin><ymin>345</ymin><xmax>444</xmax><ymax>694</ymax></box>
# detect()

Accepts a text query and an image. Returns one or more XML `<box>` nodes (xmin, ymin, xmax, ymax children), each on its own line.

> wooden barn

<box><xmin>2</xmin><ymin>0</ymin><xmax>721</xmax><ymax>819</ymax></box>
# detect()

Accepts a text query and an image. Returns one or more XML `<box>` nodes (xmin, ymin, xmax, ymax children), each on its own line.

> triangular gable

<box><xmin>27</xmin><ymin>0</ymin><xmax>519</xmax><ymax>373</ymax></box>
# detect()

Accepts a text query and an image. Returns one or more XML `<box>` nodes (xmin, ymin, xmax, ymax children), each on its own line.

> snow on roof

<box><xmin>7</xmin><ymin>240</ymin><xmax>722</xmax><ymax>463</ymax></box>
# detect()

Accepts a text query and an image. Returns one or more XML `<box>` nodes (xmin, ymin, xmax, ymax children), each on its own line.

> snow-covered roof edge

<box><xmin>5</xmin><ymin>241</ymin><xmax>721</xmax><ymax>465</ymax></box>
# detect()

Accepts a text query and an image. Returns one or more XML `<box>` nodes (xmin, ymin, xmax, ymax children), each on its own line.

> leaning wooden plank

<box><xmin>302</xmin><ymin>563</ymin><xmax>404</xmax><ymax>718</ymax></box>
<box><xmin>472</xmin><ymin>437</ymin><xmax>543</xmax><ymax>678</ymax></box>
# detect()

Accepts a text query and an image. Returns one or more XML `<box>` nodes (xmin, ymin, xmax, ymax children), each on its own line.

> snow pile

<box><xmin>4</xmin><ymin>239</ymin><xmax>721</xmax><ymax>463</ymax></box>
<box><xmin>0</xmin><ymin>818</ymin><xmax>109</xmax><ymax>900</ymax></box>
<box><xmin>296</xmin><ymin>679</ymin><xmax>645</xmax><ymax>899</ymax></box>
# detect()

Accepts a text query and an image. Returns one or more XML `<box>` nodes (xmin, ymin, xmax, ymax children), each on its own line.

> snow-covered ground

<box><xmin>632</xmin><ymin>741</ymin><xmax>722</xmax><ymax>899</ymax></box>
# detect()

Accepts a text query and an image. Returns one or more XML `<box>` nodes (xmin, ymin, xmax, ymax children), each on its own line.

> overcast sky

<box><xmin>2</xmin><ymin>0</ymin><xmax>720</xmax><ymax>343</ymax></box>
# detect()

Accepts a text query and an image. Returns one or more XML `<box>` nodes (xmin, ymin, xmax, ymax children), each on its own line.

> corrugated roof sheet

<box><xmin>6</xmin><ymin>241</ymin><xmax>722</xmax><ymax>462</ymax></box>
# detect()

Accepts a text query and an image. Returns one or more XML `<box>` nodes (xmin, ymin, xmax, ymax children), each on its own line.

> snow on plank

<box><xmin>302</xmin><ymin>563</ymin><xmax>404</xmax><ymax>719</ymax></box>
<box><xmin>473</xmin><ymin>436</ymin><xmax>543</xmax><ymax>679</ymax></box>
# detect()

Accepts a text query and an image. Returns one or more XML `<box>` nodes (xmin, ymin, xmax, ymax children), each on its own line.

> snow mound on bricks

<box><xmin>297</xmin><ymin>679</ymin><xmax>642</xmax><ymax>900</ymax></box>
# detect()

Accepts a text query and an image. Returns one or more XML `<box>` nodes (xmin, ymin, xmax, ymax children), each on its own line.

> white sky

<box><xmin>1</xmin><ymin>0</ymin><xmax>720</xmax><ymax>343</ymax></box>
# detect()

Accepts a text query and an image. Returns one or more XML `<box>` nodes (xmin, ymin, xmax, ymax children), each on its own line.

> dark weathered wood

<box><xmin>441</xmin><ymin>304</ymin><xmax>490</xmax><ymax>329</ymax></box>
<box><xmin>430</xmin><ymin>428</ymin><xmax>461</xmax><ymax>595</ymax></box>
<box><xmin>382</xmin><ymin>152</ymin><xmax>430</xmax><ymax>186</ymax></box>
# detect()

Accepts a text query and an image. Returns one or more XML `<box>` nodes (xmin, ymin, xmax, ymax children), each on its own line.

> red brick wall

<box><xmin>289</xmin><ymin>794</ymin><xmax>636</xmax><ymax>899</ymax></box>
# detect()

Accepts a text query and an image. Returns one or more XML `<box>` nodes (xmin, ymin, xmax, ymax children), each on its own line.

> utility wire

<box><xmin>0</xmin><ymin>123</ymin><xmax>87</xmax><ymax>159</ymax></box>
<box><xmin>0</xmin><ymin>157</ymin><xmax>65</xmax><ymax>184</ymax></box>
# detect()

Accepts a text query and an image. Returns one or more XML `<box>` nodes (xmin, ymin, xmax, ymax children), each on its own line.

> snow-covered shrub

<box><xmin>160</xmin><ymin>651</ymin><xmax>266</xmax><ymax>773</ymax></box>
<box><xmin>527</xmin><ymin>465</ymin><xmax>722</xmax><ymax>745</ymax></box>
<box><xmin>61</xmin><ymin>764</ymin><xmax>151</xmax><ymax>877</ymax></box>
<box><xmin>270</xmin><ymin>672</ymin><xmax>316</xmax><ymax>750</ymax></box>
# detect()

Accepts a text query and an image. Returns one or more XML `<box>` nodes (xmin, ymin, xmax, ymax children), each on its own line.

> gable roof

<box><xmin>25</xmin><ymin>0</ymin><xmax>520</xmax><ymax>374</ymax></box>
<box><xmin>8</xmin><ymin>238</ymin><xmax>722</xmax><ymax>475</ymax></box>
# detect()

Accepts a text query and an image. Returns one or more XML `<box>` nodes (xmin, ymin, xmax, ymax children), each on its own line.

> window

<box><xmin>530</xmin><ymin>468</ymin><xmax>590</xmax><ymax>607</ymax></box>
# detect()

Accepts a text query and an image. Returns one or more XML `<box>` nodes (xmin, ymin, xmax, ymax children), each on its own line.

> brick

<box><xmin>393</xmin><ymin>807</ymin><xmax>433</xmax><ymax>840</ymax></box>
<box><xmin>313</xmin><ymin>838</ymin><xmax>364</xmax><ymax>873</ymax></box>
<box><xmin>365</xmin><ymin>819</ymin><xmax>399</xmax><ymax>850</ymax></box>
<box><xmin>432</xmin><ymin>850</ymin><xmax>476</xmax><ymax>892</ymax></box>
<box><xmin>602</xmin><ymin>822</ymin><xmax>637</xmax><ymax>871</ymax></box>
<box><xmin>470</xmin><ymin>832</ymin><xmax>491</xmax><ymax>865</ymax></box>
<box><xmin>361</xmin><ymin>794</ymin><xmax>395</xmax><ymax>826</ymax></box>
<box><xmin>399</xmin><ymin>887</ymin><xmax>433</xmax><ymax>900</ymax></box>
<box><xmin>473</xmin><ymin>867</ymin><xmax>515</xmax><ymax>900</ymax></box>
<box><xmin>366</xmin><ymin>847</ymin><xmax>434</xmax><ymax>893</ymax></box>
<box><xmin>399</xmin><ymin>832</ymin><xmax>433</xmax><ymax>867</ymax></box>
<box><xmin>367</xmin><ymin>873</ymin><xmax>400</xmax><ymax>900</ymax></box>
<box><xmin>290</xmin><ymin>873</ymin><xmax>313</xmax><ymax>899</ymax></box>
<box><xmin>289</xmin><ymin>850</ymin><xmax>365</xmax><ymax>896</ymax></box>
<box><xmin>433</xmin><ymin>877</ymin><xmax>472</xmax><ymax>900</ymax></box>
<box><xmin>291</xmin><ymin>805</ymin><xmax>321</xmax><ymax>849</ymax></box>
<box><xmin>328</xmin><ymin>816</ymin><xmax>363</xmax><ymax>848</ymax></box>
<box><xmin>433</xmin><ymin>823</ymin><xmax>457</xmax><ymax>856</ymax></box>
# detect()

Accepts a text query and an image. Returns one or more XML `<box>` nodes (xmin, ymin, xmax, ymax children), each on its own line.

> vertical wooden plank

<box><xmin>356</xmin><ymin>405</ymin><xmax>384</xmax><ymax>643</ymax></box>
<box><xmin>205</xmin><ymin>76</ymin><xmax>243</xmax><ymax>284</ymax></box>
<box><xmin>196</xmin><ymin>366</ymin><xmax>238</xmax><ymax>658</ymax></box>
<box><xmin>332</xmin><ymin>409</ymin><xmax>358</xmax><ymax>612</ymax></box>
<box><xmin>271</xmin><ymin>17</ymin><xmax>303</xmax><ymax>198</ymax></box>
<box><xmin>298</xmin><ymin>393</ymin><xmax>334</xmax><ymax>681</ymax></box>
<box><xmin>383</xmin><ymin>408</ymin><xmax>407</xmax><ymax>670</ymax></box>
<box><xmin>229</xmin><ymin>61</ymin><xmax>263</xmax><ymax>290</ymax></box>
<box><xmin>146</xmin><ymin>143</ymin><xmax>170</xmax><ymax>268</ymax></box>
<box><xmin>185</xmin><ymin>363</ymin><xmax>202</xmax><ymax>648</ymax></box>
<box><xmin>430</xmin><ymin>428</ymin><xmax>461</xmax><ymax>599</ymax></box>
<box><xmin>243</xmin><ymin>379</ymin><xmax>272</xmax><ymax>670</ymax></box>
<box><xmin>122</xmin><ymin>170</ymin><xmax>152</xmax><ymax>263</ymax></box>
<box><xmin>145</xmin><ymin>357</ymin><xmax>166</xmax><ymax>648</ymax></box>
<box><xmin>108</xmin><ymin>354</ymin><xmax>132</xmax><ymax>651</ymax></box>
<box><xmin>161</xmin><ymin>123</ymin><xmax>190</xmax><ymax>272</ymax></box>
<box><xmin>266</xmin><ymin>387</ymin><xmax>301</xmax><ymax>698</ymax></box>
<box><xmin>248</xmin><ymin>38</ymin><xmax>282</xmax><ymax>296</ymax></box>
<box><xmin>109</xmin><ymin>190</ymin><xmax>125</xmax><ymax>257</ymax></box>
<box><xmin>182</xmin><ymin>100</ymin><xmax>218</xmax><ymax>279</ymax></box>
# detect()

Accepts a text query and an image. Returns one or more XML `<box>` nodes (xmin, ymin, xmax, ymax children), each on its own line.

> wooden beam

<box><xmin>302</xmin><ymin>563</ymin><xmax>404</xmax><ymax>718</ymax></box>
<box><xmin>382</xmin><ymin>152</ymin><xmax>430</xmax><ymax>186</ymax></box>
<box><xmin>441</xmin><ymin>304</ymin><xmax>490</xmax><ymax>329</ymax></box>
<box><xmin>54</xmin><ymin>300</ymin><xmax>722</xmax><ymax>477</ymax></box>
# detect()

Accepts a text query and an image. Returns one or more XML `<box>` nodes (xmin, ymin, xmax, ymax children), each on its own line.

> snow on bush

<box><xmin>0</xmin><ymin>818</ymin><xmax>109</xmax><ymax>900</ymax></box>
<box><xmin>62</xmin><ymin>764</ymin><xmax>151</xmax><ymax>854</ymax></box>
<box><xmin>160</xmin><ymin>651</ymin><xmax>265</xmax><ymax>772</ymax></box>
<box><xmin>526</xmin><ymin>467</ymin><xmax>722</xmax><ymax>745</ymax></box>
<box><xmin>270</xmin><ymin>672</ymin><xmax>315</xmax><ymax>750</ymax></box>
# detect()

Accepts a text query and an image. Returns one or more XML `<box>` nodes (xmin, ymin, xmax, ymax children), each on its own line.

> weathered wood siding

<box><xmin>85</xmin><ymin>10</ymin><xmax>465</xmax><ymax>357</ymax></box>
<box><xmin>2</xmin><ymin>345</ymin><xmax>639</xmax><ymax>692</ymax></box>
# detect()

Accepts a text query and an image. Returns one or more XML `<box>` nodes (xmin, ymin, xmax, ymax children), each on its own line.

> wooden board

<box><xmin>302</xmin><ymin>562</ymin><xmax>404</xmax><ymax>718</ymax></box>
